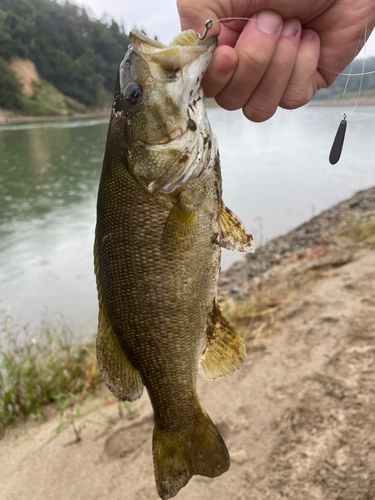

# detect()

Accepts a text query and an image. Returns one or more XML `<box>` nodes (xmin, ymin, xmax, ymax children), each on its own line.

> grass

<box><xmin>222</xmin><ymin>290</ymin><xmax>279</xmax><ymax>340</ymax></box>
<box><xmin>0</xmin><ymin>317</ymin><xmax>101</xmax><ymax>436</ymax></box>
<box><xmin>18</xmin><ymin>81</ymin><xmax>86</xmax><ymax>117</ymax></box>
<box><xmin>339</xmin><ymin>217</ymin><xmax>375</xmax><ymax>249</ymax></box>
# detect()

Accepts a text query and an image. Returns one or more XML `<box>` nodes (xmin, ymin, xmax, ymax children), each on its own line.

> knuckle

<box><xmin>240</xmin><ymin>50</ymin><xmax>271</xmax><ymax>74</ymax></box>
<box><xmin>243</xmin><ymin>99</ymin><xmax>277</xmax><ymax>122</ymax></box>
<box><xmin>280</xmin><ymin>85</ymin><xmax>313</xmax><ymax>109</ymax></box>
<box><xmin>215</xmin><ymin>92</ymin><xmax>243</xmax><ymax>111</ymax></box>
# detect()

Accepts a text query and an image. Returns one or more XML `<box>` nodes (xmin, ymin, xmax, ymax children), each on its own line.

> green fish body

<box><xmin>94</xmin><ymin>29</ymin><xmax>255</xmax><ymax>499</ymax></box>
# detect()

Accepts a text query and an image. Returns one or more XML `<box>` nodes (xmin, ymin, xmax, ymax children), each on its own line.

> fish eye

<box><xmin>123</xmin><ymin>82</ymin><xmax>144</xmax><ymax>106</ymax></box>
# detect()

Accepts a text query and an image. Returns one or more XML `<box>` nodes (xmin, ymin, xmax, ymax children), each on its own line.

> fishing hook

<box><xmin>197</xmin><ymin>19</ymin><xmax>213</xmax><ymax>40</ymax></box>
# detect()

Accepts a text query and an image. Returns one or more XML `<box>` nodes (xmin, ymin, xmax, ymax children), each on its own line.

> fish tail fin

<box><xmin>153</xmin><ymin>407</ymin><xmax>229</xmax><ymax>500</ymax></box>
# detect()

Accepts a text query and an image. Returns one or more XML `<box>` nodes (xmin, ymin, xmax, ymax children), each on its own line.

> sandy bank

<box><xmin>1</xmin><ymin>187</ymin><xmax>375</xmax><ymax>500</ymax></box>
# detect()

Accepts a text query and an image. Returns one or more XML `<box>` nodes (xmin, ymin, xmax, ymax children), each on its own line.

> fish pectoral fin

<box><xmin>96</xmin><ymin>308</ymin><xmax>143</xmax><ymax>402</ymax></box>
<box><xmin>199</xmin><ymin>306</ymin><xmax>246</xmax><ymax>380</ymax></box>
<box><xmin>153</xmin><ymin>407</ymin><xmax>229</xmax><ymax>499</ymax></box>
<box><xmin>162</xmin><ymin>194</ymin><xmax>199</xmax><ymax>250</ymax></box>
<box><xmin>220</xmin><ymin>204</ymin><xmax>255</xmax><ymax>252</ymax></box>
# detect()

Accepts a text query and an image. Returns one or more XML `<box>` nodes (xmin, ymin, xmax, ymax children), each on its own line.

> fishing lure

<box><xmin>196</xmin><ymin>18</ymin><xmax>370</xmax><ymax>165</ymax></box>
<box><xmin>329</xmin><ymin>114</ymin><xmax>347</xmax><ymax>165</ymax></box>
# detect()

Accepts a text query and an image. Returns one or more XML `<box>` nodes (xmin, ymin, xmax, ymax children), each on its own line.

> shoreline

<box><xmin>310</xmin><ymin>98</ymin><xmax>375</xmax><ymax>106</ymax></box>
<box><xmin>0</xmin><ymin>108</ymin><xmax>111</xmax><ymax>126</ymax></box>
<box><xmin>2</xmin><ymin>96</ymin><xmax>375</xmax><ymax>125</ymax></box>
<box><xmin>2</xmin><ymin>185</ymin><xmax>375</xmax><ymax>499</ymax></box>
<box><xmin>219</xmin><ymin>185</ymin><xmax>375</xmax><ymax>299</ymax></box>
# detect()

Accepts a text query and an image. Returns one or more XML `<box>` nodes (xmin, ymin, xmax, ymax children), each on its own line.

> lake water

<box><xmin>1</xmin><ymin>105</ymin><xmax>375</xmax><ymax>336</ymax></box>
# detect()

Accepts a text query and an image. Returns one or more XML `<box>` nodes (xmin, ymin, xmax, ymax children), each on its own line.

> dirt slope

<box><xmin>1</xmin><ymin>240</ymin><xmax>375</xmax><ymax>500</ymax></box>
<box><xmin>10</xmin><ymin>58</ymin><xmax>40</xmax><ymax>96</ymax></box>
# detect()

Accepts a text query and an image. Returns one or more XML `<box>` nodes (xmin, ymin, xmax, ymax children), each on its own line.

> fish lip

<box><xmin>130</xmin><ymin>29</ymin><xmax>168</xmax><ymax>49</ymax></box>
<box><xmin>141</xmin><ymin>130</ymin><xmax>187</xmax><ymax>149</ymax></box>
<box><xmin>200</xmin><ymin>35</ymin><xmax>217</xmax><ymax>50</ymax></box>
<box><xmin>144</xmin><ymin>128</ymin><xmax>185</xmax><ymax>146</ymax></box>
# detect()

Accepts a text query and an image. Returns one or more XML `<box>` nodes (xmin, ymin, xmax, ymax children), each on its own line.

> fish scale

<box><xmin>95</xmin><ymin>29</ymin><xmax>255</xmax><ymax>499</ymax></box>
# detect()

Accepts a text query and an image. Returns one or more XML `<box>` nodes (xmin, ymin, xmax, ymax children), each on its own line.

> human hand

<box><xmin>177</xmin><ymin>0</ymin><xmax>375</xmax><ymax>122</ymax></box>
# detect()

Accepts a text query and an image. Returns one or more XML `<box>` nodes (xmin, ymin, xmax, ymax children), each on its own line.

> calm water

<box><xmin>1</xmin><ymin>106</ymin><xmax>375</xmax><ymax>334</ymax></box>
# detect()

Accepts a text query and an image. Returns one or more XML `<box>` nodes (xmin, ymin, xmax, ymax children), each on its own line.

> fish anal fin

<box><xmin>220</xmin><ymin>204</ymin><xmax>255</xmax><ymax>252</ymax></box>
<box><xmin>199</xmin><ymin>306</ymin><xmax>246</xmax><ymax>380</ymax></box>
<box><xmin>162</xmin><ymin>194</ymin><xmax>199</xmax><ymax>250</ymax></box>
<box><xmin>153</xmin><ymin>407</ymin><xmax>229</xmax><ymax>499</ymax></box>
<box><xmin>96</xmin><ymin>308</ymin><xmax>143</xmax><ymax>402</ymax></box>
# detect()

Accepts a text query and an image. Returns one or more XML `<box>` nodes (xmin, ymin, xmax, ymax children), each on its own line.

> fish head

<box><xmin>109</xmin><ymin>29</ymin><xmax>217</xmax><ymax>193</ymax></box>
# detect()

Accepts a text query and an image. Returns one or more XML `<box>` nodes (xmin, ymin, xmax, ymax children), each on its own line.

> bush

<box><xmin>0</xmin><ymin>58</ymin><xmax>22</xmax><ymax>108</ymax></box>
<box><xmin>0</xmin><ymin>317</ymin><xmax>101</xmax><ymax>434</ymax></box>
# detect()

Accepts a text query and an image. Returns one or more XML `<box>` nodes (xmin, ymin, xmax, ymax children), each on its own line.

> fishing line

<box><xmin>329</xmin><ymin>24</ymin><xmax>367</xmax><ymax>164</ymax></box>
<box><xmin>197</xmin><ymin>18</ymin><xmax>375</xmax><ymax>77</ymax></box>
<box><xmin>197</xmin><ymin>18</ymin><xmax>370</xmax><ymax>165</ymax></box>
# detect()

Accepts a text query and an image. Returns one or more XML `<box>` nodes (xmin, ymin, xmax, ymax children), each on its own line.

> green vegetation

<box><xmin>19</xmin><ymin>81</ymin><xmax>86</xmax><ymax>116</ymax></box>
<box><xmin>0</xmin><ymin>317</ymin><xmax>101</xmax><ymax>435</ymax></box>
<box><xmin>340</xmin><ymin>217</ymin><xmax>375</xmax><ymax>249</ymax></box>
<box><xmin>222</xmin><ymin>291</ymin><xmax>279</xmax><ymax>340</ymax></box>
<box><xmin>315</xmin><ymin>57</ymin><xmax>375</xmax><ymax>101</ymax></box>
<box><xmin>0</xmin><ymin>0</ymin><xmax>130</xmax><ymax>111</ymax></box>
<box><xmin>0</xmin><ymin>57</ymin><xmax>22</xmax><ymax>109</ymax></box>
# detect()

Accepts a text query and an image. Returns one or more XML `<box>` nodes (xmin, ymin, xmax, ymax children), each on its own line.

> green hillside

<box><xmin>0</xmin><ymin>0</ymin><xmax>130</xmax><ymax>113</ymax></box>
<box><xmin>1</xmin><ymin>0</ymin><xmax>374</xmax><ymax>115</ymax></box>
<box><xmin>314</xmin><ymin>57</ymin><xmax>375</xmax><ymax>101</ymax></box>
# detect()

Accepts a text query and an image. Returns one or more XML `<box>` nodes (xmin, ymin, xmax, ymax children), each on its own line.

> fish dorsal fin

<box><xmin>220</xmin><ymin>204</ymin><xmax>255</xmax><ymax>252</ymax></box>
<box><xmin>199</xmin><ymin>306</ymin><xmax>246</xmax><ymax>380</ymax></box>
<box><xmin>96</xmin><ymin>308</ymin><xmax>144</xmax><ymax>402</ymax></box>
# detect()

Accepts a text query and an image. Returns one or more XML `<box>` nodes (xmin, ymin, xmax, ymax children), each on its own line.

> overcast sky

<box><xmin>73</xmin><ymin>0</ymin><xmax>375</xmax><ymax>58</ymax></box>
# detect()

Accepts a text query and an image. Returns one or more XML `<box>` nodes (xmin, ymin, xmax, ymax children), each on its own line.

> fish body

<box><xmin>94</xmin><ymin>29</ymin><xmax>254</xmax><ymax>499</ymax></box>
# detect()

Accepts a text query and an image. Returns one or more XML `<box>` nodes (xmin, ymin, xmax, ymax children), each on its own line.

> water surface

<box><xmin>1</xmin><ymin>106</ymin><xmax>374</xmax><ymax>333</ymax></box>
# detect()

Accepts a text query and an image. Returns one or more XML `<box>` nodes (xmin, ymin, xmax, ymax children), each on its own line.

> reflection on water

<box><xmin>0</xmin><ymin>118</ymin><xmax>108</xmax><ymax>335</ymax></box>
<box><xmin>0</xmin><ymin>108</ymin><xmax>375</xmax><ymax>333</ymax></box>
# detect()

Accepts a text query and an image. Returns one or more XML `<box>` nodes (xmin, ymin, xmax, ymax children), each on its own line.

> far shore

<box><xmin>2</xmin><ymin>97</ymin><xmax>375</xmax><ymax>126</ymax></box>
<box><xmin>0</xmin><ymin>108</ymin><xmax>111</xmax><ymax>126</ymax></box>
<box><xmin>310</xmin><ymin>97</ymin><xmax>375</xmax><ymax>107</ymax></box>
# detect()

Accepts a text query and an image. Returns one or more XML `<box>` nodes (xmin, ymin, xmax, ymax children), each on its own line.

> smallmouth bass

<box><xmin>94</xmin><ymin>28</ymin><xmax>255</xmax><ymax>499</ymax></box>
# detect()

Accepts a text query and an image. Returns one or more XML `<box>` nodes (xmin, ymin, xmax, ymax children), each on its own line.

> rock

<box><xmin>230</xmin><ymin>449</ymin><xmax>248</xmax><ymax>464</ymax></box>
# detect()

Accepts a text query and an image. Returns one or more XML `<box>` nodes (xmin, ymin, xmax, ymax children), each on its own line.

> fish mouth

<box><xmin>127</xmin><ymin>30</ymin><xmax>217</xmax><ymax>193</ymax></box>
<box><xmin>143</xmin><ymin>96</ymin><xmax>212</xmax><ymax>194</ymax></box>
<box><xmin>146</xmin><ymin>36</ymin><xmax>216</xmax><ymax>147</ymax></box>
<box><xmin>126</xmin><ymin>30</ymin><xmax>216</xmax><ymax>148</ymax></box>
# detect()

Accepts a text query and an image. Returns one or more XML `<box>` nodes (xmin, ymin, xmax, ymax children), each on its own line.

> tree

<box><xmin>0</xmin><ymin>58</ymin><xmax>22</xmax><ymax>108</ymax></box>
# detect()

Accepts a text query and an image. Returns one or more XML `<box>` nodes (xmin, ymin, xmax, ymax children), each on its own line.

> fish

<box><xmin>94</xmin><ymin>28</ymin><xmax>255</xmax><ymax>500</ymax></box>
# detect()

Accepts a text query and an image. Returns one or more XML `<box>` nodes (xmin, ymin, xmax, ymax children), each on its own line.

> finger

<box><xmin>177</xmin><ymin>0</ymin><xmax>224</xmax><ymax>37</ymax></box>
<box><xmin>280</xmin><ymin>29</ymin><xmax>326</xmax><ymax>109</ymax></box>
<box><xmin>243</xmin><ymin>18</ymin><xmax>301</xmax><ymax>122</ymax></box>
<box><xmin>202</xmin><ymin>45</ymin><xmax>238</xmax><ymax>98</ymax></box>
<box><xmin>215</xmin><ymin>10</ymin><xmax>283</xmax><ymax>111</ymax></box>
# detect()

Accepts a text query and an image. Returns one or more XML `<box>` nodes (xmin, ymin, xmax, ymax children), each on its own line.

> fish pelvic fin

<box><xmin>220</xmin><ymin>204</ymin><xmax>255</xmax><ymax>252</ymax></box>
<box><xmin>199</xmin><ymin>306</ymin><xmax>246</xmax><ymax>380</ymax></box>
<box><xmin>153</xmin><ymin>407</ymin><xmax>229</xmax><ymax>499</ymax></box>
<box><xmin>96</xmin><ymin>308</ymin><xmax>143</xmax><ymax>402</ymax></box>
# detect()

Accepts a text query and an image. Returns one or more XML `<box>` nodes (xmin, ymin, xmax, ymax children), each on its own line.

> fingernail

<box><xmin>211</xmin><ymin>47</ymin><xmax>236</xmax><ymax>77</ymax></box>
<box><xmin>256</xmin><ymin>10</ymin><xmax>282</xmax><ymax>36</ymax></box>
<box><xmin>301</xmin><ymin>29</ymin><xmax>318</xmax><ymax>42</ymax></box>
<box><xmin>281</xmin><ymin>18</ymin><xmax>300</xmax><ymax>37</ymax></box>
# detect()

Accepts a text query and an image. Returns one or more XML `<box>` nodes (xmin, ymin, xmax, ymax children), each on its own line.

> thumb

<box><xmin>177</xmin><ymin>0</ymin><xmax>223</xmax><ymax>37</ymax></box>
